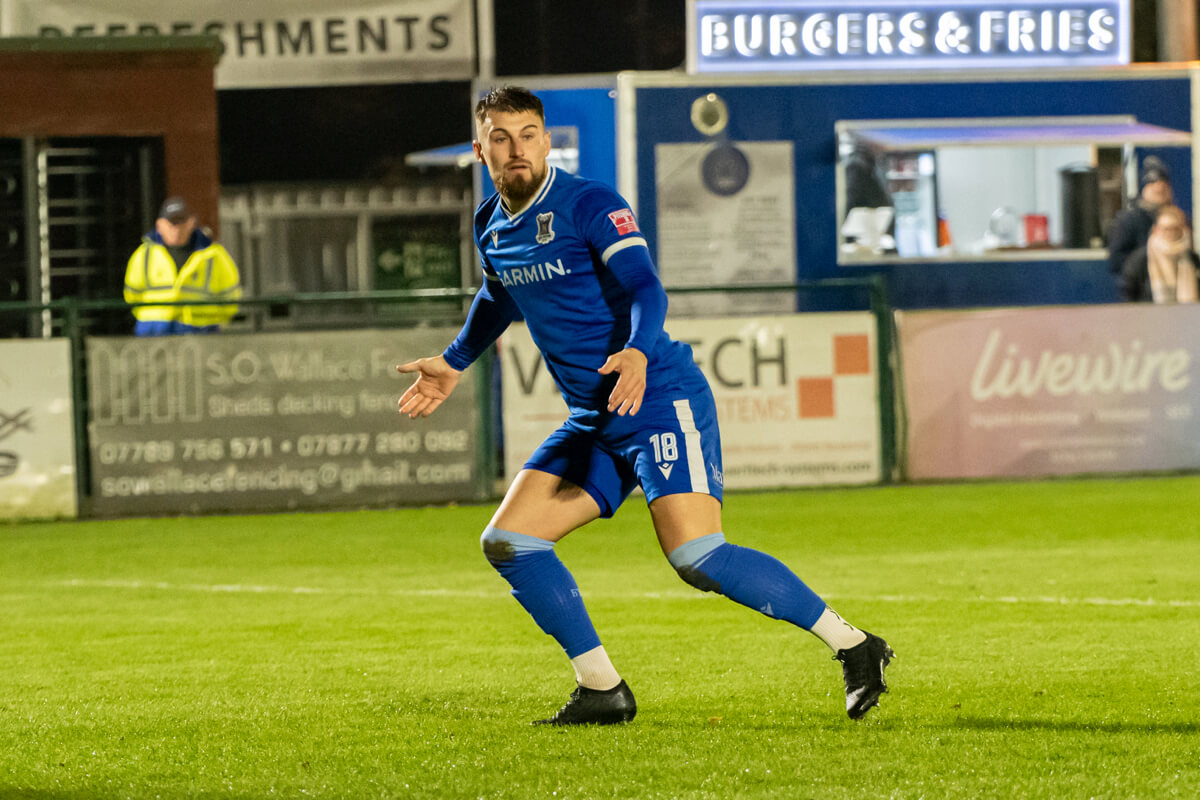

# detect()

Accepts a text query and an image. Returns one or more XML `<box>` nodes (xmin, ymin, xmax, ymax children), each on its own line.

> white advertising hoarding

<box><xmin>2</xmin><ymin>0</ymin><xmax>475</xmax><ymax>88</ymax></box>
<box><xmin>0</xmin><ymin>339</ymin><xmax>77</xmax><ymax>519</ymax></box>
<box><xmin>500</xmin><ymin>313</ymin><xmax>881</xmax><ymax>490</ymax></box>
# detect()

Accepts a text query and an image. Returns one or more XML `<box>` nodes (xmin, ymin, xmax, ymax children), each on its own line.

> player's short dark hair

<box><xmin>474</xmin><ymin>86</ymin><xmax>544</xmax><ymax>125</ymax></box>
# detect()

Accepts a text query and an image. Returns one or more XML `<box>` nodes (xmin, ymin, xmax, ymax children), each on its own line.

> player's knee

<box><xmin>480</xmin><ymin>525</ymin><xmax>554</xmax><ymax>567</ymax></box>
<box><xmin>480</xmin><ymin>525</ymin><xmax>515</xmax><ymax>565</ymax></box>
<box><xmin>667</xmin><ymin>532</ymin><xmax>727</xmax><ymax>593</ymax></box>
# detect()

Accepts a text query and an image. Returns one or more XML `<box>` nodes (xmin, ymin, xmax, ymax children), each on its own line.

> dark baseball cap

<box><xmin>1140</xmin><ymin>157</ymin><xmax>1171</xmax><ymax>189</ymax></box>
<box><xmin>158</xmin><ymin>196</ymin><xmax>192</xmax><ymax>221</ymax></box>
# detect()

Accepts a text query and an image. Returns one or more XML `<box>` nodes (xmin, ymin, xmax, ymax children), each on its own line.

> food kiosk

<box><xmin>614</xmin><ymin>0</ymin><xmax>1197</xmax><ymax>311</ymax></box>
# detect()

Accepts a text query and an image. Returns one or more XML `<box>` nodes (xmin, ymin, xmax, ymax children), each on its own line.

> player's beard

<box><xmin>496</xmin><ymin>162</ymin><xmax>546</xmax><ymax>206</ymax></box>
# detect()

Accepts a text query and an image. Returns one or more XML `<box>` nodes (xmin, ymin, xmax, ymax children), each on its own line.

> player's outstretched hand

<box><xmin>598</xmin><ymin>347</ymin><xmax>647</xmax><ymax>416</ymax></box>
<box><xmin>396</xmin><ymin>355</ymin><xmax>461</xmax><ymax>418</ymax></box>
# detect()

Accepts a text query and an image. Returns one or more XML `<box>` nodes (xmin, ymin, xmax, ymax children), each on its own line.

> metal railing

<box><xmin>0</xmin><ymin>276</ymin><xmax>897</xmax><ymax>515</ymax></box>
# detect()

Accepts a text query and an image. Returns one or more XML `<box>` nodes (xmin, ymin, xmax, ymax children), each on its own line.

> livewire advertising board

<box><xmin>896</xmin><ymin>305</ymin><xmax>1200</xmax><ymax>478</ymax></box>
<box><xmin>0</xmin><ymin>339</ymin><xmax>77</xmax><ymax>519</ymax></box>
<box><xmin>500</xmin><ymin>314</ymin><xmax>881</xmax><ymax>489</ymax></box>
<box><xmin>86</xmin><ymin>329</ymin><xmax>483</xmax><ymax>516</ymax></box>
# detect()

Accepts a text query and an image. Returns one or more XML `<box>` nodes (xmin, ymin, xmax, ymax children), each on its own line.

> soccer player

<box><xmin>397</xmin><ymin>86</ymin><xmax>893</xmax><ymax>725</ymax></box>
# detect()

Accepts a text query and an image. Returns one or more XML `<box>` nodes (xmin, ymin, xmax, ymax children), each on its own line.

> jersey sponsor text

<box><xmin>499</xmin><ymin>258</ymin><xmax>569</xmax><ymax>287</ymax></box>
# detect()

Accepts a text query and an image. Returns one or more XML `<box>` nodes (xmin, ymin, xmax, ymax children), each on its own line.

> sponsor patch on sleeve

<box><xmin>607</xmin><ymin>208</ymin><xmax>640</xmax><ymax>236</ymax></box>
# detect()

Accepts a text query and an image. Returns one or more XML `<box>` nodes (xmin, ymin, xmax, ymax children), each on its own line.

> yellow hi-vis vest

<box><xmin>124</xmin><ymin>239</ymin><xmax>242</xmax><ymax>327</ymax></box>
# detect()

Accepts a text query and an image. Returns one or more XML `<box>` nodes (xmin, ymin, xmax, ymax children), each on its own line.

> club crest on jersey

<box><xmin>607</xmin><ymin>208</ymin><xmax>639</xmax><ymax>235</ymax></box>
<box><xmin>535</xmin><ymin>212</ymin><xmax>555</xmax><ymax>244</ymax></box>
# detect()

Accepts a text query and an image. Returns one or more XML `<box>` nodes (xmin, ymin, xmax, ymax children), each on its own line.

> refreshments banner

<box><xmin>86</xmin><ymin>329</ymin><xmax>483</xmax><ymax>516</ymax></box>
<box><xmin>3</xmin><ymin>0</ymin><xmax>474</xmax><ymax>88</ymax></box>
<box><xmin>500</xmin><ymin>313</ymin><xmax>881</xmax><ymax>490</ymax></box>
<box><xmin>0</xmin><ymin>339</ymin><xmax>77</xmax><ymax>519</ymax></box>
<box><xmin>897</xmin><ymin>305</ymin><xmax>1200</xmax><ymax>479</ymax></box>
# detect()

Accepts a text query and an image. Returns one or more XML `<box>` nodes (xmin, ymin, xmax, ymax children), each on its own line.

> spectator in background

<box><xmin>841</xmin><ymin>145</ymin><xmax>895</xmax><ymax>252</ymax></box>
<box><xmin>844</xmin><ymin>145</ymin><xmax>893</xmax><ymax>213</ymax></box>
<box><xmin>1107</xmin><ymin>156</ymin><xmax>1173</xmax><ymax>278</ymax></box>
<box><xmin>124</xmin><ymin>197</ymin><xmax>241</xmax><ymax>336</ymax></box>
<box><xmin>1121</xmin><ymin>205</ymin><xmax>1199</xmax><ymax>303</ymax></box>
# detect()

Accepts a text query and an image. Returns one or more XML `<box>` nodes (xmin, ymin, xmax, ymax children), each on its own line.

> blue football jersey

<box><xmin>475</xmin><ymin>167</ymin><xmax>699</xmax><ymax>411</ymax></box>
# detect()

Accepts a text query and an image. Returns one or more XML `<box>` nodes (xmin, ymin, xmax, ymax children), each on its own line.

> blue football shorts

<box><xmin>523</xmin><ymin>383</ymin><xmax>725</xmax><ymax>518</ymax></box>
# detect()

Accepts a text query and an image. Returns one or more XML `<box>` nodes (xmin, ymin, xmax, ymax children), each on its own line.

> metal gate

<box><xmin>1</xmin><ymin>136</ymin><xmax>162</xmax><ymax>338</ymax></box>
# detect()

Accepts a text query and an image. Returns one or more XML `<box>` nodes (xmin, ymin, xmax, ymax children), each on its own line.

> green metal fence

<box><xmin>0</xmin><ymin>277</ymin><xmax>895</xmax><ymax>517</ymax></box>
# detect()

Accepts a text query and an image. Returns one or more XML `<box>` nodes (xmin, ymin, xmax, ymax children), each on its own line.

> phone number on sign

<box><xmin>94</xmin><ymin>431</ymin><xmax>469</xmax><ymax>465</ymax></box>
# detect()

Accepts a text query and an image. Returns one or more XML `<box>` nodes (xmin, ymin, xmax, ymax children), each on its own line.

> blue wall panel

<box><xmin>539</xmin><ymin>86</ymin><xmax>618</xmax><ymax>188</ymax></box>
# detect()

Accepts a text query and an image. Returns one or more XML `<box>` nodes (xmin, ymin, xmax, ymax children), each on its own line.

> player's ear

<box><xmin>472</xmin><ymin>140</ymin><xmax>486</xmax><ymax>164</ymax></box>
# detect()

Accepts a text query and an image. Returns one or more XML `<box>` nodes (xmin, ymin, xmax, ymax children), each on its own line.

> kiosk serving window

<box><xmin>835</xmin><ymin>116</ymin><xmax>1191</xmax><ymax>264</ymax></box>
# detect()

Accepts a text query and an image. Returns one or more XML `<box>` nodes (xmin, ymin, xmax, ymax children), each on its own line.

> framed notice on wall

<box><xmin>654</xmin><ymin>141</ymin><xmax>796</xmax><ymax>317</ymax></box>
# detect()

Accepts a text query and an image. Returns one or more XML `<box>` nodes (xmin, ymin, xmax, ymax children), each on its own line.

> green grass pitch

<box><xmin>2</xmin><ymin>475</ymin><xmax>1198</xmax><ymax>799</ymax></box>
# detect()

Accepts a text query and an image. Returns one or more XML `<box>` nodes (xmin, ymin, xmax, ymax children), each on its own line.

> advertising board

<box><xmin>500</xmin><ymin>313</ymin><xmax>881</xmax><ymax>490</ymax></box>
<box><xmin>688</xmin><ymin>0</ymin><xmax>1129</xmax><ymax>72</ymax></box>
<box><xmin>0</xmin><ymin>339</ymin><xmax>77</xmax><ymax>519</ymax></box>
<box><xmin>897</xmin><ymin>305</ymin><xmax>1200</xmax><ymax>478</ymax></box>
<box><xmin>4</xmin><ymin>0</ymin><xmax>474</xmax><ymax>88</ymax></box>
<box><xmin>86</xmin><ymin>329</ymin><xmax>483</xmax><ymax>515</ymax></box>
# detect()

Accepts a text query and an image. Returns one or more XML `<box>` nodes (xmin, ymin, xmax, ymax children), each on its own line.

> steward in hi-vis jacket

<box><xmin>124</xmin><ymin>196</ymin><xmax>241</xmax><ymax>336</ymax></box>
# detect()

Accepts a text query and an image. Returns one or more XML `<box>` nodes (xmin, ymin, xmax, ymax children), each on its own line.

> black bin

<box><xmin>1059</xmin><ymin>164</ymin><xmax>1101</xmax><ymax>248</ymax></box>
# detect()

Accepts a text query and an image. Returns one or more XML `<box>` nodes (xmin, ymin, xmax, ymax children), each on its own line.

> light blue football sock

<box><xmin>668</xmin><ymin>532</ymin><xmax>826</xmax><ymax>629</ymax></box>
<box><xmin>480</xmin><ymin>525</ymin><xmax>602</xmax><ymax>658</ymax></box>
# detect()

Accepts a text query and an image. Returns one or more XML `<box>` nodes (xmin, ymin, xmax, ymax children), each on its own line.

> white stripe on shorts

<box><xmin>672</xmin><ymin>398</ymin><xmax>709</xmax><ymax>494</ymax></box>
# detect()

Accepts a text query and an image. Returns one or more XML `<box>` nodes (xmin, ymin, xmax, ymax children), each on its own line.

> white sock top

<box><xmin>570</xmin><ymin>645</ymin><xmax>621</xmax><ymax>690</ymax></box>
<box><xmin>810</xmin><ymin>607</ymin><xmax>868</xmax><ymax>652</ymax></box>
